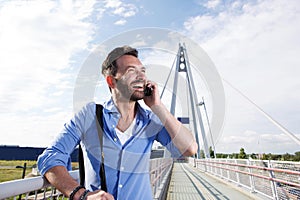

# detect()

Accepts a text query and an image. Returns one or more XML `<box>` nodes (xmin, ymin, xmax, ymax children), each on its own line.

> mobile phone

<box><xmin>144</xmin><ymin>85</ymin><xmax>153</xmax><ymax>96</ymax></box>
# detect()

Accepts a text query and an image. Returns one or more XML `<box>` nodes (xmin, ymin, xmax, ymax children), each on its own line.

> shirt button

<box><xmin>112</xmin><ymin>125</ymin><xmax>115</xmax><ymax>128</ymax></box>
<box><xmin>120</xmin><ymin>166</ymin><xmax>124</xmax><ymax>171</ymax></box>
<box><xmin>114</xmin><ymin>138</ymin><xmax>117</xmax><ymax>142</ymax></box>
<box><xmin>119</xmin><ymin>184</ymin><xmax>123</xmax><ymax>188</ymax></box>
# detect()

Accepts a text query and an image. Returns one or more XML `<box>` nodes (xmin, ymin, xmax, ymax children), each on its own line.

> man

<box><xmin>37</xmin><ymin>45</ymin><xmax>198</xmax><ymax>200</ymax></box>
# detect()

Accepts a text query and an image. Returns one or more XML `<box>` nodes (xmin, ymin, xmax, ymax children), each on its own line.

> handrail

<box><xmin>203</xmin><ymin>161</ymin><xmax>300</xmax><ymax>188</ymax></box>
<box><xmin>190</xmin><ymin>158</ymin><xmax>300</xmax><ymax>200</ymax></box>
<box><xmin>0</xmin><ymin>158</ymin><xmax>172</xmax><ymax>200</ymax></box>
<box><xmin>203</xmin><ymin>159</ymin><xmax>300</xmax><ymax>175</ymax></box>
<box><xmin>0</xmin><ymin>170</ymin><xmax>78</xmax><ymax>199</ymax></box>
<box><xmin>150</xmin><ymin>159</ymin><xmax>173</xmax><ymax>184</ymax></box>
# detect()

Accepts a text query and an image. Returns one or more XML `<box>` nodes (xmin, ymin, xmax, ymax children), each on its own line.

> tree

<box><xmin>238</xmin><ymin>148</ymin><xmax>247</xmax><ymax>159</ymax></box>
<box><xmin>294</xmin><ymin>151</ymin><xmax>300</xmax><ymax>161</ymax></box>
<box><xmin>199</xmin><ymin>149</ymin><xmax>205</xmax><ymax>159</ymax></box>
<box><xmin>250</xmin><ymin>153</ymin><xmax>257</xmax><ymax>159</ymax></box>
<box><xmin>209</xmin><ymin>146</ymin><xmax>215</xmax><ymax>158</ymax></box>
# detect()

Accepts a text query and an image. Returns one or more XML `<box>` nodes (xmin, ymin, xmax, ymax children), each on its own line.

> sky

<box><xmin>0</xmin><ymin>0</ymin><xmax>299</xmax><ymax>154</ymax></box>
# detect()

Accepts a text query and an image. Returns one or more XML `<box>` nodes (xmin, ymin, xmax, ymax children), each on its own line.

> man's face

<box><xmin>114</xmin><ymin>55</ymin><xmax>147</xmax><ymax>101</ymax></box>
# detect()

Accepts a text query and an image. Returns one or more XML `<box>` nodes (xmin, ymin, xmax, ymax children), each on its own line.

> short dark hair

<box><xmin>102</xmin><ymin>45</ymin><xmax>138</xmax><ymax>77</ymax></box>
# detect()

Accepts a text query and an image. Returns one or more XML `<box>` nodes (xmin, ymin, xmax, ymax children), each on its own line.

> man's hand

<box><xmin>85</xmin><ymin>190</ymin><xmax>114</xmax><ymax>200</ymax></box>
<box><xmin>143</xmin><ymin>81</ymin><xmax>161</xmax><ymax>108</ymax></box>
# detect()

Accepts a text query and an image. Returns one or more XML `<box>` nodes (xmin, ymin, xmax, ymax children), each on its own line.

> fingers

<box><xmin>99</xmin><ymin>190</ymin><xmax>115</xmax><ymax>200</ymax></box>
<box><xmin>86</xmin><ymin>190</ymin><xmax>115</xmax><ymax>200</ymax></box>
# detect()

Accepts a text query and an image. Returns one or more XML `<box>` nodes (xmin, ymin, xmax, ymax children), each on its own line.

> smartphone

<box><xmin>144</xmin><ymin>85</ymin><xmax>153</xmax><ymax>96</ymax></box>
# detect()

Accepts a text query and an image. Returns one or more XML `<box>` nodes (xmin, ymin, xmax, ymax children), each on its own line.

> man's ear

<box><xmin>106</xmin><ymin>76</ymin><xmax>115</xmax><ymax>88</ymax></box>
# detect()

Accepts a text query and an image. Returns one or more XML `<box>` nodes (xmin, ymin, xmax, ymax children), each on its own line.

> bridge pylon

<box><xmin>168</xmin><ymin>43</ymin><xmax>210</xmax><ymax>158</ymax></box>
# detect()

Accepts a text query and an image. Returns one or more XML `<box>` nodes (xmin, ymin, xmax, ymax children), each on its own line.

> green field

<box><xmin>0</xmin><ymin>160</ymin><xmax>79</xmax><ymax>183</ymax></box>
<box><xmin>0</xmin><ymin>160</ymin><xmax>37</xmax><ymax>182</ymax></box>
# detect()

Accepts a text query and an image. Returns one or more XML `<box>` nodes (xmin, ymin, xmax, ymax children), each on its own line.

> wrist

<box><xmin>70</xmin><ymin>186</ymin><xmax>85</xmax><ymax>200</ymax></box>
<box><xmin>151</xmin><ymin>103</ymin><xmax>168</xmax><ymax>123</ymax></box>
<box><xmin>79</xmin><ymin>189</ymin><xmax>90</xmax><ymax>200</ymax></box>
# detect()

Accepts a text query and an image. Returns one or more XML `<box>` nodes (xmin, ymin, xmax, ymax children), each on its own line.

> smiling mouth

<box><xmin>132</xmin><ymin>85</ymin><xmax>144</xmax><ymax>89</ymax></box>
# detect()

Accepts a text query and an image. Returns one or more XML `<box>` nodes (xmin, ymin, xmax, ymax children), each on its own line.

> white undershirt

<box><xmin>115</xmin><ymin>117</ymin><xmax>136</xmax><ymax>145</ymax></box>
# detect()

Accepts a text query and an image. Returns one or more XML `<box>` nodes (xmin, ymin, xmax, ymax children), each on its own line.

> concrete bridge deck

<box><xmin>167</xmin><ymin>163</ymin><xmax>265</xmax><ymax>200</ymax></box>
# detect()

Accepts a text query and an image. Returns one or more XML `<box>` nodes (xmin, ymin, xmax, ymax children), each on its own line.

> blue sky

<box><xmin>0</xmin><ymin>0</ymin><xmax>299</xmax><ymax>154</ymax></box>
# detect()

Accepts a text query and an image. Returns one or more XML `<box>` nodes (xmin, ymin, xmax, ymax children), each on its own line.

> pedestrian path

<box><xmin>166</xmin><ymin>163</ymin><xmax>265</xmax><ymax>200</ymax></box>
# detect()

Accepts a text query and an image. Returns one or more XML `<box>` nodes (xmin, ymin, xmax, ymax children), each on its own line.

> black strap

<box><xmin>78</xmin><ymin>145</ymin><xmax>85</xmax><ymax>186</ymax></box>
<box><xmin>78</xmin><ymin>104</ymin><xmax>107</xmax><ymax>191</ymax></box>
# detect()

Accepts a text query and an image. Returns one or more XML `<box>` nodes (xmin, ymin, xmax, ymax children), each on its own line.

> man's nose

<box><xmin>136</xmin><ymin>69</ymin><xmax>146</xmax><ymax>79</ymax></box>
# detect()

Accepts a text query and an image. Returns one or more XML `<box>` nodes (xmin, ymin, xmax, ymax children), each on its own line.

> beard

<box><xmin>130</xmin><ymin>90</ymin><xmax>144</xmax><ymax>101</ymax></box>
<box><xmin>116</xmin><ymin>79</ymin><xmax>145</xmax><ymax>101</ymax></box>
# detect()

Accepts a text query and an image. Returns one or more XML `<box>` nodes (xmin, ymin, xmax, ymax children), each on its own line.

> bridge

<box><xmin>1</xmin><ymin>157</ymin><xmax>300</xmax><ymax>199</ymax></box>
<box><xmin>1</xmin><ymin>44</ymin><xmax>300</xmax><ymax>200</ymax></box>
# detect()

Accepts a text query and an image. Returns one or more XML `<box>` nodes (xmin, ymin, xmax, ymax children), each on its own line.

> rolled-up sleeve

<box><xmin>37</xmin><ymin>103</ymin><xmax>93</xmax><ymax>175</ymax></box>
<box><xmin>156</xmin><ymin>127</ymin><xmax>182</xmax><ymax>158</ymax></box>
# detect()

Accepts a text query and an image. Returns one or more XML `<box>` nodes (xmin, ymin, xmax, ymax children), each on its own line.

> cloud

<box><xmin>0</xmin><ymin>110</ymin><xmax>72</xmax><ymax>147</ymax></box>
<box><xmin>204</xmin><ymin>0</ymin><xmax>221</xmax><ymax>9</ymax></box>
<box><xmin>0</xmin><ymin>0</ymin><xmax>96</xmax><ymax>146</ymax></box>
<box><xmin>0</xmin><ymin>1</ymin><xmax>95</xmax><ymax>111</ymax></box>
<box><xmin>104</xmin><ymin>0</ymin><xmax>138</xmax><ymax>18</ymax></box>
<box><xmin>114</xmin><ymin>19</ymin><xmax>127</xmax><ymax>25</ymax></box>
<box><xmin>183</xmin><ymin>0</ymin><xmax>300</xmax><ymax>153</ymax></box>
<box><xmin>217</xmin><ymin>130</ymin><xmax>300</xmax><ymax>154</ymax></box>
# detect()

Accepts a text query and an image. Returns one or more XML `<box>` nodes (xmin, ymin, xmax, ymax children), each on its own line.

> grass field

<box><xmin>0</xmin><ymin>160</ymin><xmax>79</xmax><ymax>183</ymax></box>
<box><xmin>0</xmin><ymin>160</ymin><xmax>37</xmax><ymax>182</ymax></box>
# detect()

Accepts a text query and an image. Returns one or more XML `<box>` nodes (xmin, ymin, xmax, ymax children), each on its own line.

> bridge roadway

<box><xmin>166</xmin><ymin>163</ymin><xmax>265</xmax><ymax>200</ymax></box>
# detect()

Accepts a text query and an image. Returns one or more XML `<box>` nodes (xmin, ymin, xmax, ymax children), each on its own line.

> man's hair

<box><xmin>102</xmin><ymin>45</ymin><xmax>138</xmax><ymax>77</ymax></box>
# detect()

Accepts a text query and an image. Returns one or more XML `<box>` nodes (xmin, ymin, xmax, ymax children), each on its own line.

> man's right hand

<box><xmin>86</xmin><ymin>190</ymin><xmax>115</xmax><ymax>200</ymax></box>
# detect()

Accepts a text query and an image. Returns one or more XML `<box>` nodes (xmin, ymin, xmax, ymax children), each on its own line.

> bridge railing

<box><xmin>189</xmin><ymin>158</ymin><xmax>300</xmax><ymax>200</ymax></box>
<box><xmin>150</xmin><ymin>158</ymin><xmax>173</xmax><ymax>200</ymax></box>
<box><xmin>0</xmin><ymin>158</ymin><xmax>173</xmax><ymax>200</ymax></box>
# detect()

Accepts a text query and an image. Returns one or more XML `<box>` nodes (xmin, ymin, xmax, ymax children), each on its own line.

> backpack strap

<box><xmin>78</xmin><ymin>104</ymin><xmax>107</xmax><ymax>191</ymax></box>
<box><xmin>96</xmin><ymin>104</ymin><xmax>107</xmax><ymax>192</ymax></box>
<box><xmin>78</xmin><ymin>145</ymin><xmax>85</xmax><ymax>186</ymax></box>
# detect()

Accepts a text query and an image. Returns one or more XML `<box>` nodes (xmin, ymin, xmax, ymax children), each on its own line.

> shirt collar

<box><xmin>103</xmin><ymin>97</ymin><xmax>119</xmax><ymax>114</ymax></box>
<box><xmin>103</xmin><ymin>97</ymin><xmax>151</xmax><ymax>119</ymax></box>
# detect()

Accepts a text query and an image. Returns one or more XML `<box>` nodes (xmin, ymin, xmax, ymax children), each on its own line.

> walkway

<box><xmin>167</xmin><ymin>163</ymin><xmax>265</xmax><ymax>200</ymax></box>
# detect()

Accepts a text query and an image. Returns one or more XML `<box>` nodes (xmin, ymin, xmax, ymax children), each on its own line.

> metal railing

<box><xmin>150</xmin><ymin>158</ymin><xmax>173</xmax><ymax>199</ymax></box>
<box><xmin>190</xmin><ymin>158</ymin><xmax>300</xmax><ymax>200</ymax></box>
<box><xmin>0</xmin><ymin>158</ymin><xmax>173</xmax><ymax>200</ymax></box>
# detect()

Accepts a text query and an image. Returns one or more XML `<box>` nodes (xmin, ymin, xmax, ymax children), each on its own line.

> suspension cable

<box><xmin>160</xmin><ymin>53</ymin><xmax>177</xmax><ymax>99</ymax></box>
<box><xmin>223</xmin><ymin>78</ymin><xmax>300</xmax><ymax>145</ymax></box>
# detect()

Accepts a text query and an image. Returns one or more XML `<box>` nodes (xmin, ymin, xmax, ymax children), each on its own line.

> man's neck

<box><xmin>112</xmin><ymin>96</ymin><xmax>137</xmax><ymax>131</ymax></box>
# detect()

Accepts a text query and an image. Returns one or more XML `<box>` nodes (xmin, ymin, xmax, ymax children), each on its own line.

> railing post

<box><xmin>247</xmin><ymin>159</ymin><xmax>255</xmax><ymax>193</ymax></box>
<box><xmin>226</xmin><ymin>159</ymin><xmax>230</xmax><ymax>180</ymax></box>
<box><xmin>268</xmin><ymin>160</ymin><xmax>279</xmax><ymax>200</ymax></box>
<box><xmin>213</xmin><ymin>159</ymin><xmax>217</xmax><ymax>175</ymax></box>
<box><xmin>220</xmin><ymin>159</ymin><xmax>224</xmax><ymax>178</ymax></box>
<box><xmin>155</xmin><ymin>159</ymin><xmax>159</xmax><ymax>196</ymax></box>
<box><xmin>235</xmin><ymin>159</ymin><xmax>241</xmax><ymax>186</ymax></box>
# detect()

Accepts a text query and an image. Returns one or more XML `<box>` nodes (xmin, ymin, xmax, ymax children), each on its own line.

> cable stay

<box><xmin>223</xmin><ymin>78</ymin><xmax>300</xmax><ymax>146</ymax></box>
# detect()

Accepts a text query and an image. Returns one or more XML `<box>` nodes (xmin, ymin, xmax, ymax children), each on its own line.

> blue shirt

<box><xmin>37</xmin><ymin>98</ymin><xmax>181</xmax><ymax>200</ymax></box>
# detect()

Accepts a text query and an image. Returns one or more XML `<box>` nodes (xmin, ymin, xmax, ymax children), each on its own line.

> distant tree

<box><xmin>209</xmin><ymin>146</ymin><xmax>215</xmax><ymax>158</ymax></box>
<box><xmin>238</xmin><ymin>148</ymin><xmax>247</xmax><ymax>159</ymax></box>
<box><xmin>200</xmin><ymin>149</ymin><xmax>205</xmax><ymax>159</ymax></box>
<box><xmin>282</xmin><ymin>153</ymin><xmax>293</xmax><ymax>161</ymax></box>
<box><xmin>250</xmin><ymin>153</ymin><xmax>257</xmax><ymax>159</ymax></box>
<box><xmin>270</xmin><ymin>154</ymin><xmax>281</xmax><ymax>160</ymax></box>
<box><xmin>231</xmin><ymin>153</ymin><xmax>239</xmax><ymax>159</ymax></box>
<box><xmin>294</xmin><ymin>151</ymin><xmax>300</xmax><ymax>161</ymax></box>
<box><xmin>261</xmin><ymin>153</ymin><xmax>269</xmax><ymax>160</ymax></box>
<box><xmin>217</xmin><ymin>153</ymin><xmax>228</xmax><ymax>158</ymax></box>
